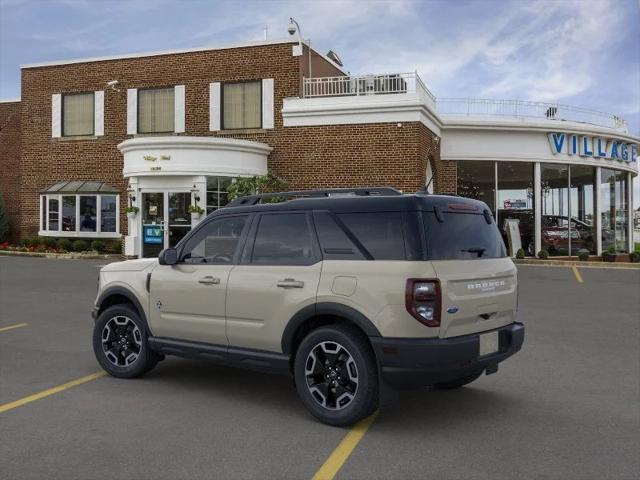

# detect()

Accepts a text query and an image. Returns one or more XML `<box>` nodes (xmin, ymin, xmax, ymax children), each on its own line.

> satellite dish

<box><xmin>326</xmin><ymin>50</ymin><xmax>343</xmax><ymax>67</ymax></box>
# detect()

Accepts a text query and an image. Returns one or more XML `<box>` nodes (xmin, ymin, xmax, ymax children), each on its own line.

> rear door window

<box><xmin>423</xmin><ymin>212</ymin><xmax>506</xmax><ymax>260</ymax></box>
<box><xmin>337</xmin><ymin>212</ymin><xmax>406</xmax><ymax>260</ymax></box>
<box><xmin>251</xmin><ymin>213</ymin><xmax>319</xmax><ymax>265</ymax></box>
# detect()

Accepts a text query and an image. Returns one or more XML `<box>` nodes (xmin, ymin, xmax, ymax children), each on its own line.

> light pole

<box><xmin>288</xmin><ymin>17</ymin><xmax>312</xmax><ymax>95</ymax></box>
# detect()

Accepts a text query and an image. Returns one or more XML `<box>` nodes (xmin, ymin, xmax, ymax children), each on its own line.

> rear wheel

<box><xmin>434</xmin><ymin>371</ymin><xmax>483</xmax><ymax>389</ymax></box>
<box><xmin>92</xmin><ymin>304</ymin><xmax>159</xmax><ymax>378</ymax></box>
<box><xmin>294</xmin><ymin>324</ymin><xmax>378</xmax><ymax>427</ymax></box>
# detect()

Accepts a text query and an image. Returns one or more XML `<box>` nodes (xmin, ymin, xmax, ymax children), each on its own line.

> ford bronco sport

<box><xmin>92</xmin><ymin>188</ymin><xmax>524</xmax><ymax>426</ymax></box>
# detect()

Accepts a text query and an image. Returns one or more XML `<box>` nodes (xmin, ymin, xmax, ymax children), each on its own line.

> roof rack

<box><xmin>226</xmin><ymin>187</ymin><xmax>403</xmax><ymax>207</ymax></box>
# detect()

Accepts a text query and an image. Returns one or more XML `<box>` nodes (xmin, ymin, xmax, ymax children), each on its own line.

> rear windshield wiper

<box><xmin>461</xmin><ymin>247</ymin><xmax>487</xmax><ymax>257</ymax></box>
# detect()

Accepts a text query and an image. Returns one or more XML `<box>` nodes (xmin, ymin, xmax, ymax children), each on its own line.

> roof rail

<box><xmin>226</xmin><ymin>187</ymin><xmax>403</xmax><ymax>207</ymax></box>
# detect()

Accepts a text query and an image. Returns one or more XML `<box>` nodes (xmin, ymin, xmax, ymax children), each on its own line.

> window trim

<box><xmin>39</xmin><ymin>193</ymin><xmax>120</xmax><ymax>238</ymax></box>
<box><xmin>61</xmin><ymin>91</ymin><xmax>95</xmax><ymax>137</ymax></box>
<box><xmin>221</xmin><ymin>80</ymin><xmax>263</xmax><ymax>131</ymax></box>
<box><xmin>243</xmin><ymin>212</ymin><xmax>321</xmax><ymax>266</ymax></box>
<box><xmin>136</xmin><ymin>86</ymin><xmax>176</xmax><ymax>134</ymax></box>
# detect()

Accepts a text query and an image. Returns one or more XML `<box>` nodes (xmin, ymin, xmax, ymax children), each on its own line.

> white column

<box><xmin>534</xmin><ymin>162</ymin><xmax>541</xmax><ymax>256</ymax></box>
<box><xmin>595</xmin><ymin>167</ymin><xmax>602</xmax><ymax>255</ymax></box>
<box><xmin>628</xmin><ymin>171</ymin><xmax>634</xmax><ymax>253</ymax></box>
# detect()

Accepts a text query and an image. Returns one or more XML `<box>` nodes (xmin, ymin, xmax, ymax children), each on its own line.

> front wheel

<box><xmin>92</xmin><ymin>304</ymin><xmax>159</xmax><ymax>378</ymax></box>
<box><xmin>294</xmin><ymin>324</ymin><xmax>378</xmax><ymax>427</ymax></box>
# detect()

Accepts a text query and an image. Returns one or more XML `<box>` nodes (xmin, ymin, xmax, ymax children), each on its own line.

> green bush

<box><xmin>22</xmin><ymin>237</ymin><xmax>37</xmax><ymax>247</ymax></box>
<box><xmin>537</xmin><ymin>249</ymin><xmax>549</xmax><ymax>260</ymax></box>
<box><xmin>41</xmin><ymin>237</ymin><xmax>57</xmax><ymax>249</ymax></box>
<box><xmin>91</xmin><ymin>240</ymin><xmax>106</xmax><ymax>252</ymax></box>
<box><xmin>515</xmin><ymin>248</ymin><xmax>525</xmax><ymax>259</ymax></box>
<box><xmin>226</xmin><ymin>172</ymin><xmax>288</xmax><ymax>203</ymax></box>
<box><xmin>630</xmin><ymin>252</ymin><xmax>640</xmax><ymax>263</ymax></box>
<box><xmin>0</xmin><ymin>193</ymin><xmax>9</xmax><ymax>242</ymax></box>
<box><xmin>577</xmin><ymin>249</ymin><xmax>590</xmax><ymax>261</ymax></box>
<box><xmin>106</xmin><ymin>240</ymin><xmax>122</xmax><ymax>254</ymax></box>
<box><xmin>58</xmin><ymin>238</ymin><xmax>73</xmax><ymax>252</ymax></box>
<box><xmin>72</xmin><ymin>239</ymin><xmax>89</xmax><ymax>252</ymax></box>
<box><xmin>607</xmin><ymin>245</ymin><xmax>617</xmax><ymax>254</ymax></box>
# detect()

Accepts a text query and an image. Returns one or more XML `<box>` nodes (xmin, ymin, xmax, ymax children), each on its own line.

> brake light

<box><xmin>405</xmin><ymin>279</ymin><xmax>441</xmax><ymax>327</ymax></box>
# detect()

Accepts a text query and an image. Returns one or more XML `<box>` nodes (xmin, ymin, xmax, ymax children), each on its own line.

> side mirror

<box><xmin>158</xmin><ymin>248</ymin><xmax>178</xmax><ymax>266</ymax></box>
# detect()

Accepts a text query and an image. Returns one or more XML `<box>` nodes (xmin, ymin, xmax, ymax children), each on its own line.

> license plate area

<box><xmin>479</xmin><ymin>331</ymin><xmax>499</xmax><ymax>357</ymax></box>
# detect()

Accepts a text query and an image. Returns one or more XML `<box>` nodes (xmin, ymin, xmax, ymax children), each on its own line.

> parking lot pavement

<box><xmin>1</xmin><ymin>257</ymin><xmax>639</xmax><ymax>480</ymax></box>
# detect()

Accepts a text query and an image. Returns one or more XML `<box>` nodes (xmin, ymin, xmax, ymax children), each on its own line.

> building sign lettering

<box><xmin>548</xmin><ymin>132</ymin><xmax>638</xmax><ymax>163</ymax></box>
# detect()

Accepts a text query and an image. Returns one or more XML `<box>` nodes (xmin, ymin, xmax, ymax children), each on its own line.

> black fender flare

<box><xmin>95</xmin><ymin>286</ymin><xmax>150</xmax><ymax>334</ymax></box>
<box><xmin>281</xmin><ymin>302</ymin><xmax>381</xmax><ymax>355</ymax></box>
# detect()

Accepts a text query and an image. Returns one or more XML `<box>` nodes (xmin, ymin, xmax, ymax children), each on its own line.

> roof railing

<box><xmin>226</xmin><ymin>187</ymin><xmax>403</xmax><ymax>207</ymax></box>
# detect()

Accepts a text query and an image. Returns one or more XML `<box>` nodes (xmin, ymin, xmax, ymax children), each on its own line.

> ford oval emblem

<box><xmin>447</xmin><ymin>306</ymin><xmax>459</xmax><ymax>314</ymax></box>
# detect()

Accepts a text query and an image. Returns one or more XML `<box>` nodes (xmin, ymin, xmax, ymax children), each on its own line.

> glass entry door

<box><xmin>168</xmin><ymin>192</ymin><xmax>191</xmax><ymax>248</ymax></box>
<box><xmin>141</xmin><ymin>192</ymin><xmax>192</xmax><ymax>258</ymax></box>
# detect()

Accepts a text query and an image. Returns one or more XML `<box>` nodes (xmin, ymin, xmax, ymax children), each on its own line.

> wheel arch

<box><xmin>281</xmin><ymin>302</ymin><xmax>381</xmax><ymax>357</ymax></box>
<box><xmin>96</xmin><ymin>286</ymin><xmax>150</xmax><ymax>334</ymax></box>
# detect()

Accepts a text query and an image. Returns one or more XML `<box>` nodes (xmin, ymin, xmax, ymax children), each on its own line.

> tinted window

<box><xmin>252</xmin><ymin>214</ymin><xmax>317</xmax><ymax>265</ymax></box>
<box><xmin>313</xmin><ymin>212</ymin><xmax>365</xmax><ymax>260</ymax></box>
<box><xmin>424</xmin><ymin>212</ymin><xmax>506</xmax><ymax>260</ymax></box>
<box><xmin>182</xmin><ymin>216</ymin><xmax>247</xmax><ymax>264</ymax></box>
<box><xmin>337</xmin><ymin>212</ymin><xmax>405</xmax><ymax>260</ymax></box>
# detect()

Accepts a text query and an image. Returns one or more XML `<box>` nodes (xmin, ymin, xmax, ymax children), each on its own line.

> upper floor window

<box><xmin>223</xmin><ymin>81</ymin><xmax>261</xmax><ymax>130</ymax></box>
<box><xmin>138</xmin><ymin>87</ymin><xmax>175</xmax><ymax>133</ymax></box>
<box><xmin>63</xmin><ymin>92</ymin><xmax>95</xmax><ymax>136</ymax></box>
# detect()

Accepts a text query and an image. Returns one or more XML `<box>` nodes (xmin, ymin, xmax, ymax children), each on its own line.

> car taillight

<box><xmin>405</xmin><ymin>279</ymin><xmax>441</xmax><ymax>327</ymax></box>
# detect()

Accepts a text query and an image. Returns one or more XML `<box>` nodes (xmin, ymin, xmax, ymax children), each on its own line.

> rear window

<box><xmin>423</xmin><ymin>212</ymin><xmax>506</xmax><ymax>260</ymax></box>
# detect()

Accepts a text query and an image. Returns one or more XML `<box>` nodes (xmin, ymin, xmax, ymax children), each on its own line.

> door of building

<box><xmin>141</xmin><ymin>191</ymin><xmax>192</xmax><ymax>258</ymax></box>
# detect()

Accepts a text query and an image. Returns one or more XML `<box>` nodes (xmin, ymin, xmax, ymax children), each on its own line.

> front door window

<box><xmin>168</xmin><ymin>192</ymin><xmax>191</xmax><ymax>248</ymax></box>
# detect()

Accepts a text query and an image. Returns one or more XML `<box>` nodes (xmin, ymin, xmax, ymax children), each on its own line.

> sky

<box><xmin>0</xmin><ymin>0</ymin><xmax>639</xmax><ymax>204</ymax></box>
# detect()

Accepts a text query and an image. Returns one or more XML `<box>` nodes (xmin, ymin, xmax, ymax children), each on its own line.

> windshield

<box><xmin>423</xmin><ymin>212</ymin><xmax>507</xmax><ymax>260</ymax></box>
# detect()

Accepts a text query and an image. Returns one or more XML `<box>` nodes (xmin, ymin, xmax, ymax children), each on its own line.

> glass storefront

<box><xmin>457</xmin><ymin>160</ymin><xmax>630</xmax><ymax>257</ymax></box>
<box><xmin>457</xmin><ymin>161</ymin><xmax>495</xmax><ymax>213</ymax></box>
<box><xmin>601</xmin><ymin>168</ymin><xmax>629</xmax><ymax>253</ymax></box>
<box><xmin>497</xmin><ymin>162</ymin><xmax>534</xmax><ymax>256</ymax></box>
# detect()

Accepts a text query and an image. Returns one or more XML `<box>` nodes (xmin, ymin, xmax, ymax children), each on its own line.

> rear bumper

<box><xmin>370</xmin><ymin>322</ymin><xmax>524</xmax><ymax>389</ymax></box>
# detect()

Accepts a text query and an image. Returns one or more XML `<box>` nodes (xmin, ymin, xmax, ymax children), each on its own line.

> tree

<box><xmin>0</xmin><ymin>193</ymin><xmax>9</xmax><ymax>242</ymax></box>
<box><xmin>226</xmin><ymin>172</ymin><xmax>288</xmax><ymax>203</ymax></box>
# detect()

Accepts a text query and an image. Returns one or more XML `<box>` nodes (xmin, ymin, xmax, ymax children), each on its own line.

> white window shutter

<box><xmin>127</xmin><ymin>88</ymin><xmax>137</xmax><ymax>135</ymax></box>
<box><xmin>51</xmin><ymin>94</ymin><xmax>62</xmax><ymax>138</ymax></box>
<box><xmin>174</xmin><ymin>85</ymin><xmax>185</xmax><ymax>133</ymax></box>
<box><xmin>209</xmin><ymin>82</ymin><xmax>221</xmax><ymax>131</ymax></box>
<box><xmin>262</xmin><ymin>78</ymin><xmax>274</xmax><ymax>129</ymax></box>
<box><xmin>94</xmin><ymin>91</ymin><xmax>104</xmax><ymax>136</ymax></box>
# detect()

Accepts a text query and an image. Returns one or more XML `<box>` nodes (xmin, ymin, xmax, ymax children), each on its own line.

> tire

<box><xmin>294</xmin><ymin>324</ymin><xmax>378</xmax><ymax>427</ymax></box>
<box><xmin>434</xmin><ymin>371</ymin><xmax>483</xmax><ymax>390</ymax></box>
<box><xmin>92</xmin><ymin>304</ymin><xmax>160</xmax><ymax>378</ymax></box>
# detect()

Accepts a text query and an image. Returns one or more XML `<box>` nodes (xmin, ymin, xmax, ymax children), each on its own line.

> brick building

<box><xmin>0</xmin><ymin>38</ymin><xmax>637</xmax><ymax>257</ymax></box>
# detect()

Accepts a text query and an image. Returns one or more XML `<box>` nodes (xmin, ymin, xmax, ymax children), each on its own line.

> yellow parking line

<box><xmin>0</xmin><ymin>322</ymin><xmax>28</xmax><ymax>333</ymax></box>
<box><xmin>0</xmin><ymin>371</ymin><xmax>107</xmax><ymax>414</ymax></box>
<box><xmin>571</xmin><ymin>265</ymin><xmax>584</xmax><ymax>283</ymax></box>
<box><xmin>312</xmin><ymin>411</ymin><xmax>379</xmax><ymax>480</ymax></box>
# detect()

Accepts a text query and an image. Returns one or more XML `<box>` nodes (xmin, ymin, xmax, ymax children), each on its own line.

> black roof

<box><xmin>217</xmin><ymin>188</ymin><xmax>490</xmax><ymax>216</ymax></box>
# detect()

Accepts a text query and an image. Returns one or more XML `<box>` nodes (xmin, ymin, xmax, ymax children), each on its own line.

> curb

<box><xmin>514</xmin><ymin>258</ymin><xmax>640</xmax><ymax>269</ymax></box>
<box><xmin>0</xmin><ymin>250</ymin><xmax>125</xmax><ymax>260</ymax></box>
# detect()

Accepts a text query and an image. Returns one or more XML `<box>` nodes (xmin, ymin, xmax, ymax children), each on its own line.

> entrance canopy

<box><xmin>41</xmin><ymin>180</ymin><xmax>119</xmax><ymax>194</ymax></box>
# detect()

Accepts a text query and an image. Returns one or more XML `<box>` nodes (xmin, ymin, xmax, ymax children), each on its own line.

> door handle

<box><xmin>198</xmin><ymin>276</ymin><xmax>220</xmax><ymax>285</ymax></box>
<box><xmin>277</xmin><ymin>278</ymin><xmax>305</xmax><ymax>288</ymax></box>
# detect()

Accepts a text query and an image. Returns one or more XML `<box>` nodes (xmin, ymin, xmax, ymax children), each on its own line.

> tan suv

<box><xmin>92</xmin><ymin>188</ymin><xmax>524</xmax><ymax>426</ymax></box>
